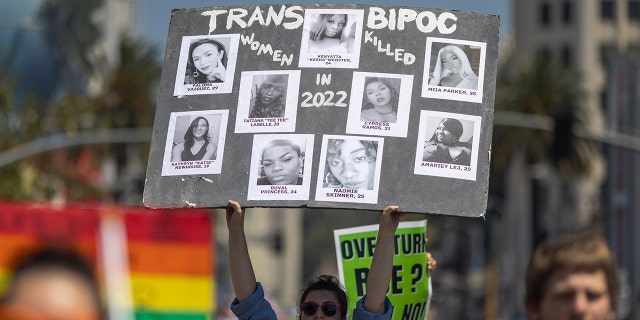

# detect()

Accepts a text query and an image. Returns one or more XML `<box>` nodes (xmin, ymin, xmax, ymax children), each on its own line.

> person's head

<box><xmin>260</xmin><ymin>139</ymin><xmax>303</xmax><ymax>185</ymax></box>
<box><xmin>525</xmin><ymin>230</ymin><xmax>618</xmax><ymax>320</ymax></box>
<box><xmin>429</xmin><ymin>45</ymin><xmax>478</xmax><ymax>85</ymax></box>
<box><xmin>310</xmin><ymin>14</ymin><xmax>348</xmax><ymax>41</ymax></box>
<box><xmin>188</xmin><ymin>38</ymin><xmax>227</xmax><ymax>80</ymax></box>
<box><xmin>430</xmin><ymin>118</ymin><xmax>464</xmax><ymax>146</ymax></box>
<box><xmin>362</xmin><ymin>77</ymin><xmax>399</xmax><ymax>112</ymax></box>
<box><xmin>298</xmin><ymin>275</ymin><xmax>348</xmax><ymax>320</ymax></box>
<box><xmin>325</xmin><ymin>139</ymin><xmax>377</xmax><ymax>190</ymax></box>
<box><xmin>256</xmin><ymin>75</ymin><xmax>287</xmax><ymax>106</ymax></box>
<box><xmin>184</xmin><ymin>116</ymin><xmax>211</xmax><ymax>148</ymax></box>
<box><xmin>0</xmin><ymin>246</ymin><xmax>103</xmax><ymax>320</ymax></box>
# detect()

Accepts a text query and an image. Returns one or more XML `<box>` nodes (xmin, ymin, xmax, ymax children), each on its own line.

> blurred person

<box><xmin>171</xmin><ymin>116</ymin><xmax>217</xmax><ymax>162</ymax></box>
<box><xmin>525</xmin><ymin>230</ymin><xmax>619</xmax><ymax>320</ymax></box>
<box><xmin>258</xmin><ymin>139</ymin><xmax>304</xmax><ymax>185</ymax></box>
<box><xmin>429</xmin><ymin>45</ymin><xmax>478</xmax><ymax>90</ymax></box>
<box><xmin>225</xmin><ymin>200</ymin><xmax>436</xmax><ymax>320</ymax></box>
<box><xmin>185</xmin><ymin>38</ymin><xmax>227</xmax><ymax>84</ymax></box>
<box><xmin>0</xmin><ymin>246</ymin><xmax>104</xmax><ymax>320</ymax></box>
<box><xmin>248</xmin><ymin>75</ymin><xmax>288</xmax><ymax>118</ymax></box>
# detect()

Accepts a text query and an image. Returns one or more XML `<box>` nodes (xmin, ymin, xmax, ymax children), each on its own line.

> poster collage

<box><xmin>149</xmin><ymin>5</ymin><xmax>497</xmax><ymax>212</ymax></box>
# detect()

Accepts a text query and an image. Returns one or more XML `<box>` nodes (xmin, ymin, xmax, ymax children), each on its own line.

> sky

<box><xmin>135</xmin><ymin>0</ymin><xmax>511</xmax><ymax>60</ymax></box>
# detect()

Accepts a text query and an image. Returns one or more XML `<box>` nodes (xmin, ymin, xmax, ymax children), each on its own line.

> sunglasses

<box><xmin>300</xmin><ymin>301</ymin><xmax>340</xmax><ymax>317</ymax></box>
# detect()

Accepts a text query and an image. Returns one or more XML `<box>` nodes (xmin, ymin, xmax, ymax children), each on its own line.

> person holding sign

<box><xmin>171</xmin><ymin>116</ymin><xmax>217</xmax><ymax>162</ymax></box>
<box><xmin>258</xmin><ymin>139</ymin><xmax>304</xmax><ymax>185</ymax></box>
<box><xmin>423</xmin><ymin>118</ymin><xmax>471</xmax><ymax>166</ymax></box>
<box><xmin>308</xmin><ymin>14</ymin><xmax>355</xmax><ymax>53</ymax></box>
<box><xmin>525</xmin><ymin>230</ymin><xmax>618</xmax><ymax>320</ymax></box>
<box><xmin>225</xmin><ymin>200</ymin><xmax>411</xmax><ymax>320</ymax></box>
<box><xmin>324</xmin><ymin>139</ymin><xmax>378</xmax><ymax>190</ymax></box>
<box><xmin>186</xmin><ymin>38</ymin><xmax>227</xmax><ymax>84</ymax></box>
<box><xmin>248</xmin><ymin>75</ymin><xmax>288</xmax><ymax>118</ymax></box>
<box><xmin>360</xmin><ymin>77</ymin><xmax>399</xmax><ymax>123</ymax></box>
<box><xmin>429</xmin><ymin>45</ymin><xmax>478</xmax><ymax>90</ymax></box>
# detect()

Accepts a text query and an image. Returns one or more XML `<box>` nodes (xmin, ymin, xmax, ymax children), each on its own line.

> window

<box><xmin>561</xmin><ymin>46</ymin><xmax>572</xmax><ymax>67</ymax></box>
<box><xmin>601</xmin><ymin>0</ymin><xmax>616</xmax><ymax>20</ymax></box>
<box><xmin>629</xmin><ymin>1</ymin><xmax>640</xmax><ymax>21</ymax></box>
<box><xmin>562</xmin><ymin>1</ymin><xmax>573</xmax><ymax>24</ymax></box>
<box><xmin>540</xmin><ymin>2</ymin><xmax>552</xmax><ymax>26</ymax></box>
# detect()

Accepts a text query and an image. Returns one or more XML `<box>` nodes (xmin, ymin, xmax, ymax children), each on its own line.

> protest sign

<box><xmin>334</xmin><ymin>220</ymin><xmax>431</xmax><ymax>320</ymax></box>
<box><xmin>143</xmin><ymin>4</ymin><xmax>500</xmax><ymax>216</ymax></box>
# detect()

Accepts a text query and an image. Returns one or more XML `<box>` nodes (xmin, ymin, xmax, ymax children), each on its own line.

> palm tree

<box><xmin>491</xmin><ymin>55</ymin><xmax>600</xmax><ymax>188</ymax></box>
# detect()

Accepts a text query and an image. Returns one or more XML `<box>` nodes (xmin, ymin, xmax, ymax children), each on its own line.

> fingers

<box><xmin>383</xmin><ymin>205</ymin><xmax>399</xmax><ymax>215</ymax></box>
<box><xmin>227</xmin><ymin>200</ymin><xmax>241</xmax><ymax>215</ymax></box>
<box><xmin>427</xmin><ymin>252</ymin><xmax>437</xmax><ymax>271</ymax></box>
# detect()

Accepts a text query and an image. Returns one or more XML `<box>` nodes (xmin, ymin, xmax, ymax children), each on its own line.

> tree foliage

<box><xmin>491</xmin><ymin>56</ymin><xmax>599</xmax><ymax>185</ymax></box>
<box><xmin>0</xmin><ymin>36</ymin><xmax>161</xmax><ymax>202</ymax></box>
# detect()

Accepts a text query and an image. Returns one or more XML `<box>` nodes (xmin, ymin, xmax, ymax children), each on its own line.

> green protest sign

<box><xmin>334</xmin><ymin>220</ymin><xmax>431</xmax><ymax>320</ymax></box>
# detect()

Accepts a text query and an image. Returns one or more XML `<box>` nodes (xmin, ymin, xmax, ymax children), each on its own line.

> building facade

<box><xmin>513</xmin><ymin>0</ymin><xmax>640</xmax><ymax>318</ymax></box>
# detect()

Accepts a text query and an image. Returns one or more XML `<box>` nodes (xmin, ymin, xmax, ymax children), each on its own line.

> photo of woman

<box><xmin>360</xmin><ymin>77</ymin><xmax>400</xmax><ymax>123</ymax></box>
<box><xmin>234</xmin><ymin>70</ymin><xmax>301</xmax><ymax>134</ymax></box>
<box><xmin>258</xmin><ymin>139</ymin><xmax>303</xmax><ymax>185</ymax></box>
<box><xmin>308</xmin><ymin>13</ymin><xmax>355</xmax><ymax>53</ymax></box>
<box><xmin>346</xmin><ymin>72</ymin><xmax>413</xmax><ymax>137</ymax></box>
<box><xmin>249</xmin><ymin>74</ymin><xmax>288</xmax><ymax>118</ymax></box>
<box><xmin>162</xmin><ymin>110</ymin><xmax>229</xmax><ymax>176</ymax></box>
<box><xmin>247</xmin><ymin>134</ymin><xmax>314</xmax><ymax>201</ymax></box>
<box><xmin>315</xmin><ymin>135</ymin><xmax>384</xmax><ymax>204</ymax></box>
<box><xmin>298</xmin><ymin>9</ymin><xmax>363</xmax><ymax>68</ymax></box>
<box><xmin>173</xmin><ymin>34</ymin><xmax>239</xmax><ymax>96</ymax></box>
<box><xmin>185</xmin><ymin>38</ymin><xmax>227</xmax><ymax>84</ymax></box>
<box><xmin>171</xmin><ymin>116</ymin><xmax>217</xmax><ymax>162</ymax></box>
<box><xmin>323</xmin><ymin>138</ymin><xmax>378</xmax><ymax>190</ymax></box>
<box><xmin>422</xmin><ymin>118</ymin><xmax>471</xmax><ymax>166</ymax></box>
<box><xmin>421</xmin><ymin>37</ymin><xmax>486</xmax><ymax>103</ymax></box>
<box><xmin>414</xmin><ymin>110</ymin><xmax>481</xmax><ymax>181</ymax></box>
<box><xmin>429</xmin><ymin>45</ymin><xmax>478</xmax><ymax>90</ymax></box>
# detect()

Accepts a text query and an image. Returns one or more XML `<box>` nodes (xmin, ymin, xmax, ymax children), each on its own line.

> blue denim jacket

<box><xmin>230</xmin><ymin>282</ymin><xmax>393</xmax><ymax>320</ymax></box>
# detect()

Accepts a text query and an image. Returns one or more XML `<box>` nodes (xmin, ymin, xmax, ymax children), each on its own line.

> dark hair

<box><xmin>362</xmin><ymin>77</ymin><xmax>399</xmax><ymax>112</ymax></box>
<box><xmin>256</xmin><ymin>75</ymin><xmax>287</xmax><ymax>105</ymax></box>
<box><xmin>525</xmin><ymin>230</ymin><xmax>619</xmax><ymax>313</ymax></box>
<box><xmin>310</xmin><ymin>14</ymin><xmax>348</xmax><ymax>41</ymax></box>
<box><xmin>324</xmin><ymin>139</ymin><xmax>377</xmax><ymax>187</ymax></box>
<box><xmin>298</xmin><ymin>275</ymin><xmax>348</xmax><ymax>319</ymax></box>
<box><xmin>429</xmin><ymin>118</ymin><xmax>464</xmax><ymax>144</ymax></box>
<box><xmin>262</xmin><ymin>139</ymin><xmax>302</xmax><ymax>160</ymax></box>
<box><xmin>1</xmin><ymin>246</ymin><xmax>104</xmax><ymax>318</ymax></box>
<box><xmin>187</xmin><ymin>38</ymin><xmax>227</xmax><ymax>83</ymax></box>
<box><xmin>327</xmin><ymin>139</ymin><xmax>377</xmax><ymax>162</ymax></box>
<box><xmin>184</xmin><ymin>116</ymin><xmax>211</xmax><ymax>150</ymax></box>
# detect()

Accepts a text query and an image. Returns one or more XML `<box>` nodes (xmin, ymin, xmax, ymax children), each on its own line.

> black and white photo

<box><xmin>414</xmin><ymin>110</ymin><xmax>481</xmax><ymax>180</ymax></box>
<box><xmin>235</xmin><ymin>70</ymin><xmax>301</xmax><ymax>133</ymax></box>
<box><xmin>173</xmin><ymin>34</ymin><xmax>239</xmax><ymax>96</ymax></box>
<box><xmin>247</xmin><ymin>134</ymin><xmax>314</xmax><ymax>200</ymax></box>
<box><xmin>315</xmin><ymin>135</ymin><xmax>384</xmax><ymax>204</ymax></box>
<box><xmin>162</xmin><ymin>110</ymin><xmax>229</xmax><ymax>176</ymax></box>
<box><xmin>298</xmin><ymin>9</ymin><xmax>364</xmax><ymax>68</ymax></box>
<box><xmin>346</xmin><ymin>72</ymin><xmax>413</xmax><ymax>137</ymax></box>
<box><xmin>421</xmin><ymin>37</ymin><xmax>486</xmax><ymax>103</ymax></box>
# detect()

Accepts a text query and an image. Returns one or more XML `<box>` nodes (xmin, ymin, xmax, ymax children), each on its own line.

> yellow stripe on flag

<box><xmin>130</xmin><ymin>274</ymin><xmax>213</xmax><ymax>311</ymax></box>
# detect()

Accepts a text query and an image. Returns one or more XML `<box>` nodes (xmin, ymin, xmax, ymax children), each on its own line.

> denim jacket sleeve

<box><xmin>352</xmin><ymin>296</ymin><xmax>393</xmax><ymax>320</ymax></box>
<box><xmin>229</xmin><ymin>282</ymin><xmax>278</xmax><ymax>320</ymax></box>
